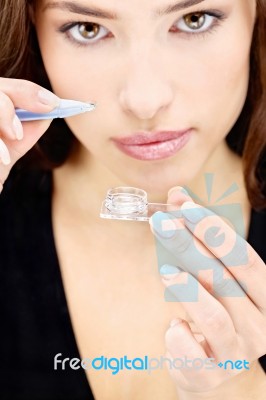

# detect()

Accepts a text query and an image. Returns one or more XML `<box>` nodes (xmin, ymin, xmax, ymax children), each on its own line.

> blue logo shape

<box><xmin>153</xmin><ymin>173</ymin><xmax>248</xmax><ymax>301</ymax></box>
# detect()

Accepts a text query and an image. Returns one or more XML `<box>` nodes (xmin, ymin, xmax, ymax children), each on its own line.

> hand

<box><xmin>150</xmin><ymin>187</ymin><xmax>266</xmax><ymax>394</ymax></box>
<box><xmin>0</xmin><ymin>77</ymin><xmax>60</xmax><ymax>192</ymax></box>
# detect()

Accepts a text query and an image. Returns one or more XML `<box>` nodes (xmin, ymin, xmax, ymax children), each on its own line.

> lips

<box><xmin>112</xmin><ymin>129</ymin><xmax>192</xmax><ymax>161</ymax></box>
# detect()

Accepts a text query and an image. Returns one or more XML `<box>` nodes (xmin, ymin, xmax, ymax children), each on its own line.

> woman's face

<box><xmin>35</xmin><ymin>0</ymin><xmax>256</xmax><ymax>193</ymax></box>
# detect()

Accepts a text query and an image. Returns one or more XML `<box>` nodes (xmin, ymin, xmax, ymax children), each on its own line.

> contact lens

<box><xmin>100</xmin><ymin>186</ymin><xmax>179</xmax><ymax>222</ymax></box>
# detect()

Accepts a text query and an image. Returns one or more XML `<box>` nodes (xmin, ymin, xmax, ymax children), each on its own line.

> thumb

<box><xmin>167</xmin><ymin>186</ymin><xmax>193</xmax><ymax>205</ymax></box>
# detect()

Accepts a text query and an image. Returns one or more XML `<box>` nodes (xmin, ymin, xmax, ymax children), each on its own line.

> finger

<box><xmin>0</xmin><ymin>119</ymin><xmax>53</xmax><ymax>190</ymax></box>
<box><xmin>167</xmin><ymin>186</ymin><xmax>193</xmax><ymax>205</ymax></box>
<box><xmin>150</xmin><ymin>212</ymin><xmax>246</xmax><ymax>299</ymax></box>
<box><xmin>0</xmin><ymin>91</ymin><xmax>22</xmax><ymax>141</ymax></box>
<box><xmin>171</xmin><ymin>317</ymin><xmax>213</xmax><ymax>357</ymax></box>
<box><xmin>150</xmin><ymin>209</ymin><xmax>265</xmax><ymax>339</ymax></box>
<box><xmin>159</xmin><ymin>258</ymin><xmax>265</xmax><ymax>360</ymax></box>
<box><xmin>161</xmin><ymin>269</ymin><xmax>237</xmax><ymax>361</ymax></box>
<box><xmin>159</xmin><ymin>257</ymin><xmax>263</xmax><ymax>347</ymax></box>
<box><xmin>7</xmin><ymin>119</ymin><xmax>53</xmax><ymax>162</ymax></box>
<box><xmin>0</xmin><ymin>78</ymin><xmax>60</xmax><ymax>111</ymax></box>
<box><xmin>165</xmin><ymin>318</ymin><xmax>222</xmax><ymax>391</ymax></box>
<box><xmin>181</xmin><ymin>201</ymin><xmax>266</xmax><ymax>313</ymax></box>
<box><xmin>164</xmin><ymin>269</ymin><xmax>266</xmax><ymax>366</ymax></box>
<box><xmin>0</xmin><ymin>139</ymin><xmax>11</xmax><ymax>166</ymax></box>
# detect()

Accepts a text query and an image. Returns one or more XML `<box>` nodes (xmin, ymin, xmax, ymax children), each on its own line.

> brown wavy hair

<box><xmin>0</xmin><ymin>0</ymin><xmax>266</xmax><ymax>209</ymax></box>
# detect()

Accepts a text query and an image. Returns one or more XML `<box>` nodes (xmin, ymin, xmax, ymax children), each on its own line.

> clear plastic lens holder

<box><xmin>100</xmin><ymin>187</ymin><xmax>179</xmax><ymax>222</ymax></box>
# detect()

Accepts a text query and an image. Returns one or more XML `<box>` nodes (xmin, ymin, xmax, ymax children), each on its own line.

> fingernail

<box><xmin>168</xmin><ymin>186</ymin><xmax>189</xmax><ymax>199</ymax></box>
<box><xmin>150</xmin><ymin>212</ymin><xmax>177</xmax><ymax>239</ymax></box>
<box><xmin>170</xmin><ymin>318</ymin><xmax>183</xmax><ymax>328</ymax></box>
<box><xmin>13</xmin><ymin>115</ymin><xmax>23</xmax><ymax>140</ymax></box>
<box><xmin>160</xmin><ymin>264</ymin><xmax>182</xmax><ymax>279</ymax></box>
<box><xmin>38</xmin><ymin>89</ymin><xmax>60</xmax><ymax>107</ymax></box>
<box><xmin>167</xmin><ymin>187</ymin><xmax>191</xmax><ymax>205</ymax></box>
<box><xmin>181</xmin><ymin>201</ymin><xmax>205</xmax><ymax>224</ymax></box>
<box><xmin>0</xmin><ymin>139</ymin><xmax>11</xmax><ymax>165</ymax></box>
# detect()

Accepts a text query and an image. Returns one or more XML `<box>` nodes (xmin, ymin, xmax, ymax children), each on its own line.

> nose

<box><xmin>119</xmin><ymin>53</ymin><xmax>174</xmax><ymax>121</ymax></box>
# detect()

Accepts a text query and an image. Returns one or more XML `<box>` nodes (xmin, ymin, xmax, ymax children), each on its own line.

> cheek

<box><xmin>36</xmin><ymin>25</ymin><xmax>111</xmax><ymax>101</ymax></box>
<box><xmin>39</xmin><ymin>53</ymin><xmax>95</xmax><ymax>100</ymax></box>
<box><xmin>36</xmin><ymin>31</ymin><xmax>115</xmax><ymax>145</ymax></box>
<box><xmin>181</xmin><ymin>37</ymin><xmax>251</xmax><ymax>143</ymax></box>
<box><xmin>204</xmin><ymin>39</ymin><xmax>250</xmax><ymax>98</ymax></box>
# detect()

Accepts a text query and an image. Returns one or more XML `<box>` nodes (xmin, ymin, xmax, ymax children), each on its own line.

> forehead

<box><xmin>38</xmin><ymin>0</ymin><xmax>210</xmax><ymax>19</ymax></box>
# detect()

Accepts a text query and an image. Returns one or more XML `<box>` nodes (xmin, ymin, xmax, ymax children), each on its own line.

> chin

<box><xmin>105</xmin><ymin>154</ymin><xmax>202</xmax><ymax>198</ymax></box>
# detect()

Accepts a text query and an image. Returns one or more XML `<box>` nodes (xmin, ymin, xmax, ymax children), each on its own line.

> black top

<box><xmin>0</xmin><ymin>168</ymin><xmax>265</xmax><ymax>399</ymax></box>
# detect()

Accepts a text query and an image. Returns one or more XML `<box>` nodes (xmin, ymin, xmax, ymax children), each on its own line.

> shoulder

<box><xmin>247</xmin><ymin>208</ymin><xmax>266</xmax><ymax>371</ymax></box>
<box><xmin>0</xmin><ymin>166</ymin><xmax>53</xmax><ymax>277</ymax></box>
<box><xmin>248</xmin><ymin>208</ymin><xmax>266</xmax><ymax>263</ymax></box>
<box><xmin>0</xmin><ymin>166</ymin><xmax>52</xmax><ymax>225</ymax></box>
<box><xmin>0</xmin><ymin>165</ymin><xmax>52</xmax><ymax>206</ymax></box>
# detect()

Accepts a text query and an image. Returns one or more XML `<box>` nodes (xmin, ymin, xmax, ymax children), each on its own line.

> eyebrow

<box><xmin>43</xmin><ymin>0</ymin><xmax>206</xmax><ymax>19</ymax></box>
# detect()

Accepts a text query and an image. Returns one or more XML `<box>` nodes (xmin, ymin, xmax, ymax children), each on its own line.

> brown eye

<box><xmin>78</xmin><ymin>23</ymin><xmax>101</xmax><ymax>39</ymax></box>
<box><xmin>65</xmin><ymin>22</ymin><xmax>110</xmax><ymax>45</ymax></box>
<box><xmin>184</xmin><ymin>12</ymin><xmax>205</xmax><ymax>30</ymax></box>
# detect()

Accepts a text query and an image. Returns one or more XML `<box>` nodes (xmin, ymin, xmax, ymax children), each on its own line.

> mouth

<box><xmin>112</xmin><ymin>129</ymin><xmax>193</xmax><ymax>161</ymax></box>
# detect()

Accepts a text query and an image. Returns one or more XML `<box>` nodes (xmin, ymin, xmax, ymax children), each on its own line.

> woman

<box><xmin>0</xmin><ymin>0</ymin><xmax>265</xmax><ymax>398</ymax></box>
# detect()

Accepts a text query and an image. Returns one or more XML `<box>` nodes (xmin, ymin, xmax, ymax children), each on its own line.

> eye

<box><xmin>172</xmin><ymin>11</ymin><xmax>223</xmax><ymax>34</ymax></box>
<box><xmin>62</xmin><ymin>22</ymin><xmax>111</xmax><ymax>45</ymax></box>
